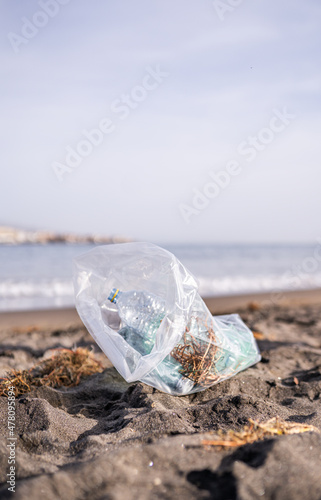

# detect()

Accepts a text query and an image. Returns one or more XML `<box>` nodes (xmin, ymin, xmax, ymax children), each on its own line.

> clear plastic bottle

<box><xmin>108</xmin><ymin>288</ymin><xmax>166</xmax><ymax>353</ymax></box>
<box><xmin>107</xmin><ymin>287</ymin><xmax>193</xmax><ymax>394</ymax></box>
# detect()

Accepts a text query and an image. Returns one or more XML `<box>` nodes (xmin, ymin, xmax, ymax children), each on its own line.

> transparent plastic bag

<box><xmin>73</xmin><ymin>242</ymin><xmax>261</xmax><ymax>395</ymax></box>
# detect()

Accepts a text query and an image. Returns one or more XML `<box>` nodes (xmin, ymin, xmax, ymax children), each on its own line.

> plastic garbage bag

<box><xmin>73</xmin><ymin>242</ymin><xmax>261</xmax><ymax>395</ymax></box>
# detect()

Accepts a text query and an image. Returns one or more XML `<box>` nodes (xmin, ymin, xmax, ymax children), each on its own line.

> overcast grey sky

<box><xmin>1</xmin><ymin>0</ymin><xmax>320</xmax><ymax>244</ymax></box>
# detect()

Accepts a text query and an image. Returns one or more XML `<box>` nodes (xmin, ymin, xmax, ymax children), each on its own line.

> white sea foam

<box><xmin>198</xmin><ymin>273</ymin><xmax>321</xmax><ymax>297</ymax></box>
<box><xmin>1</xmin><ymin>272</ymin><xmax>321</xmax><ymax>312</ymax></box>
<box><xmin>0</xmin><ymin>279</ymin><xmax>74</xmax><ymax>312</ymax></box>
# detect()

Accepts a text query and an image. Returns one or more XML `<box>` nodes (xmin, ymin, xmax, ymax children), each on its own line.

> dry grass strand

<box><xmin>202</xmin><ymin>417</ymin><xmax>320</xmax><ymax>448</ymax></box>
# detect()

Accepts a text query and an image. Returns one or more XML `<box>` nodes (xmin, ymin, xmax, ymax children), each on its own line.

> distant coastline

<box><xmin>0</xmin><ymin>226</ymin><xmax>131</xmax><ymax>245</ymax></box>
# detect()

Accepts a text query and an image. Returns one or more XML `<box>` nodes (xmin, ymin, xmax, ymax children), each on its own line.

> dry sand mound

<box><xmin>0</xmin><ymin>303</ymin><xmax>321</xmax><ymax>499</ymax></box>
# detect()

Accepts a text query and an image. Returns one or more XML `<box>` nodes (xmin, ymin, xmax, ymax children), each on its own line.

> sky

<box><xmin>1</xmin><ymin>0</ymin><xmax>321</xmax><ymax>244</ymax></box>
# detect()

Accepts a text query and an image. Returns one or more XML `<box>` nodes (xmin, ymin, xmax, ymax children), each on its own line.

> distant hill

<box><xmin>0</xmin><ymin>226</ymin><xmax>131</xmax><ymax>245</ymax></box>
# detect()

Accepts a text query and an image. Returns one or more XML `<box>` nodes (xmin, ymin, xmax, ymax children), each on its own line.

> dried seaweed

<box><xmin>171</xmin><ymin>316</ymin><xmax>222</xmax><ymax>387</ymax></box>
<box><xmin>202</xmin><ymin>417</ymin><xmax>320</xmax><ymax>448</ymax></box>
<box><xmin>0</xmin><ymin>347</ymin><xmax>103</xmax><ymax>397</ymax></box>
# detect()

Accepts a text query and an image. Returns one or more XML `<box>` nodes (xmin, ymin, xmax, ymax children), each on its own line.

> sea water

<box><xmin>0</xmin><ymin>242</ymin><xmax>320</xmax><ymax>312</ymax></box>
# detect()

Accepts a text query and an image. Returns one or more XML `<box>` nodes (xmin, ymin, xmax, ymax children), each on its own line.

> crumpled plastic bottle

<box><xmin>107</xmin><ymin>287</ymin><xmax>194</xmax><ymax>393</ymax></box>
<box><xmin>107</xmin><ymin>288</ymin><xmax>166</xmax><ymax>353</ymax></box>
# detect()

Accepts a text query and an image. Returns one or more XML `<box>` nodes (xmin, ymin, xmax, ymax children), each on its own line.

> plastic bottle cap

<box><xmin>108</xmin><ymin>288</ymin><xmax>120</xmax><ymax>303</ymax></box>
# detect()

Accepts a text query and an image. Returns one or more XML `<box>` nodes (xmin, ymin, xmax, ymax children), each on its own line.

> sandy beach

<box><xmin>0</xmin><ymin>289</ymin><xmax>321</xmax><ymax>499</ymax></box>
